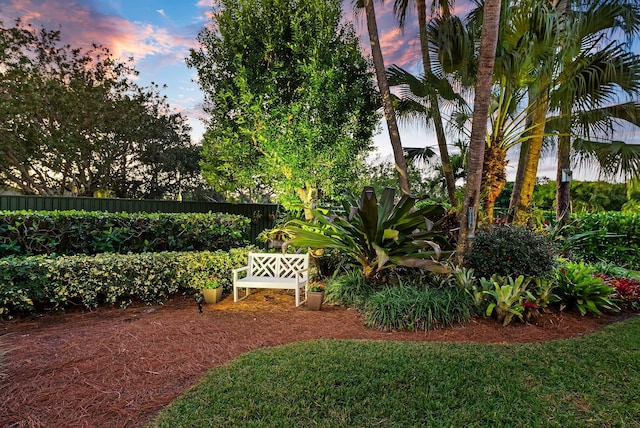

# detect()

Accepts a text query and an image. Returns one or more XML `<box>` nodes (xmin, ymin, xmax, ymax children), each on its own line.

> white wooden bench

<box><xmin>233</xmin><ymin>252</ymin><xmax>310</xmax><ymax>307</ymax></box>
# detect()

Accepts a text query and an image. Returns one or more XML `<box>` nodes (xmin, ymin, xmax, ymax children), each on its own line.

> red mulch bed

<box><xmin>0</xmin><ymin>289</ymin><xmax>630</xmax><ymax>428</ymax></box>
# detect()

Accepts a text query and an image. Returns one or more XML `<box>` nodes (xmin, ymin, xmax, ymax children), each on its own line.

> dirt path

<box><xmin>0</xmin><ymin>290</ymin><xmax>623</xmax><ymax>428</ymax></box>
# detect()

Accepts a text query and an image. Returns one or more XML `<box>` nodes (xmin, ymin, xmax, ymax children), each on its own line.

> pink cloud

<box><xmin>345</xmin><ymin>0</ymin><xmax>476</xmax><ymax>77</ymax></box>
<box><xmin>0</xmin><ymin>0</ymin><xmax>196</xmax><ymax>65</ymax></box>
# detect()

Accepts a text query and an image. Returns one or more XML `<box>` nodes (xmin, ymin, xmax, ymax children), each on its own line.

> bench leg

<box><xmin>233</xmin><ymin>285</ymin><xmax>251</xmax><ymax>302</ymax></box>
<box><xmin>295</xmin><ymin>286</ymin><xmax>307</xmax><ymax>307</ymax></box>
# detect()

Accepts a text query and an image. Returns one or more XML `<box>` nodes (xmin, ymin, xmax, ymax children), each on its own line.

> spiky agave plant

<box><xmin>283</xmin><ymin>187</ymin><xmax>452</xmax><ymax>280</ymax></box>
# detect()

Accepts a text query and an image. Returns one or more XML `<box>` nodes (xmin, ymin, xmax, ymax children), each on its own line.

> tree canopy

<box><xmin>188</xmin><ymin>0</ymin><xmax>379</xmax><ymax>209</ymax></box>
<box><xmin>0</xmin><ymin>19</ymin><xmax>200</xmax><ymax>198</ymax></box>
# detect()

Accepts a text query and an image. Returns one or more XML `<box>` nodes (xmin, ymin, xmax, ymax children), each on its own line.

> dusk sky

<box><xmin>1</xmin><ymin>0</ymin><xmax>636</xmax><ymax>180</ymax></box>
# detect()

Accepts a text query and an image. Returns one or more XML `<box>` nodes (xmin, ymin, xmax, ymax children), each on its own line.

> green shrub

<box><xmin>0</xmin><ymin>210</ymin><xmax>250</xmax><ymax>257</ymax></box>
<box><xmin>561</xmin><ymin>212</ymin><xmax>640</xmax><ymax>269</ymax></box>
<box><xmin>464</xmin><ymin>225</ymin><xmax>557</xmax><ymax>279</ymax></box>
<box><xmin>554</xmin><ymin>261</ymin><xmax>619</xmax><ymax>316</ymax></box>
<box><xmin>0</xmin><ymin>247</ymin><xmax>256</xmax><ymax>317</ymax></box>
<box><xmin>364</xmin><ymin>283</ymin><xmax>473</xmax><ymax>331</ymax></box>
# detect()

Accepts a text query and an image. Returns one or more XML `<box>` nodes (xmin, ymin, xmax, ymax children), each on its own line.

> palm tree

<box><xmin>361</xmin><ymin>0</ymin><xmax>411</xmax><ymax>195</ymax></box>
<box><xmin>509</xmin><ymin>0</ymin><xmax>640</xmax><ymax>224</ymax></box>
<box><xmin>551</xmin><ymin>0</ymin><xmax>640</xmax><ymax>224</ymax></box>
<box><xmin>386</xmin><ymin>63</ymin><xmax>468</xmax><ymax>200</ymax></box>
<box><xmin>447</xmin><ymin>0</ymin><xmax>560</xmax><ymax>222</ymax></box>
<box><xmin>392</xmin><ymin>0</ymin><xmax>457</xmax><ymax>205</ymax></box>
<box><xmin>456</xmin><ymin>0</ymin><xmax>502</xmax><ymax>263</ymax></box>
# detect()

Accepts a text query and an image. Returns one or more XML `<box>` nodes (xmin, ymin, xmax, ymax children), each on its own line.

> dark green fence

<box><xmin>0</xmin><ymin>195</ymin><xmax>279</xmax><ymax>244</ymax></box>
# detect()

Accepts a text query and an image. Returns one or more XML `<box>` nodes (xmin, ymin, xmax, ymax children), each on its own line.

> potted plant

<box><xmin>307</xmin><ymin>281</ymin><xmax>325</xmax><ymax>311</ymax></box>
<box><xmin>202</xmin><ymin>275</ymin><xmax>223</xmax><ymax>304</ymax></box>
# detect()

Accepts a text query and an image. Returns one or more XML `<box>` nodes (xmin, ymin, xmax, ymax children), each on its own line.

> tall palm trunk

<box><xmin>508</xmin><ymin>116</ymin><xmax>532</xmax><ymax>221</ymax></box>
<box><xmin>555</xmin><ymin>0</ymin><xmax>573</xmax><ymax>225</ymax></box>
<box><xmin>511</xmin><ymin>91</ymin><xmax>549</xmax><ymax>224</ymax></box>
<box><xmin>417</xmin><ymin>0</ymin><xmax>457</xmax><ymax>206</ymax></box>
<box><xmin>456</xmin><ymin>0</ymin><xmax>502</xmax><ymax>264</ymax></box>
<box><xmin>555</xmin><ymin>103</ymin><xmax>572</xmax><ymax>224</ymax></box>
<box><xmin>364</xmin><ymin>0</ymin><xmax>411</xmax><ymax>195</ymax></box>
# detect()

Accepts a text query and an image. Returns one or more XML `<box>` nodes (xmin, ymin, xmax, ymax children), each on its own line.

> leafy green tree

<box><xmin>0</xmin><ymin>20</ymin><xmax>195</xmax><ymax>198</ymax></box>
<box><xmin>188</xmin><ymin>0</ymin><xmax>379</xmax><ymax>212</ymax></box>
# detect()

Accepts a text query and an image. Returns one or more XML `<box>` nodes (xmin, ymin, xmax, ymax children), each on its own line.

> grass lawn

<box><xmin>151</xmin><ymin>317</ymin><xmax>640</xmax><ymax>427</ymax></box>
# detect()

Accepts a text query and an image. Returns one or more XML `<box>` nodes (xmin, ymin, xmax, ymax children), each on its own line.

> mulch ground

<box><xmin>0</xmin><ymin>289</ymin><xmax>630</xmax><ymax>428</ymax></box>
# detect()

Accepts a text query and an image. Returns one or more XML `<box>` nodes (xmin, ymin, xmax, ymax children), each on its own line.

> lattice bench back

<box><xmin>248</xmin><ymin>253</ymin><xmax>309</xmax><ymax>278</ymax></box>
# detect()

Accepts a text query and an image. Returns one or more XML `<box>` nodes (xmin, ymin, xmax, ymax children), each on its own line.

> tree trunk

<box><xmin>417</xmin><ymin>0</ymin><xmax>457</xmax><ymax>207</ymax></box>
<box><xmin>508</xmin><ymin>113</ymin><xmax>533</xmax><ymax>221</ymax></box>
<box><xmin>296</xmin><ymin>185</ymin><xmax>318</xmax><ymax>221</ymax></box>
<box><xmin>511</xmin><ymin>93</ymin><xmax>549</xmax><ymax>225</ymax></box>
<box><xmin>481</xmin><ymin>140</ymin><xmax>508</xmax><ymax>222</ymax></box>
<box><xmin>456</xmin><ymin>0</ymin><xmax>502</xmax><ymax>264</ymax></box>
<box><xmin>555</xmin><ymin>0</ymin><xmax>573</xmax><ymax>226</ymax></box>
<box><xmin>363</xmin><ymin>0</ymin><xmax>410</xmax><ymax>195</ymax></box>
<box><xmin>555</xmin><ymin>104</ymin><xmax>572</xmax><ymax>224</ymax></box>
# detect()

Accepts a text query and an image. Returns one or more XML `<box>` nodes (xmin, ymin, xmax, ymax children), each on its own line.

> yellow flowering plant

<box><xmin>307</xmin><ymin>281</ymin><xmax>325</xmax><ymax>292</ymax></box>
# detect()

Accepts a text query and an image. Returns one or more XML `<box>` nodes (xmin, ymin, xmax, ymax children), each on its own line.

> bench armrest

<box><xmin>233</xmin><ymin>266</ymin><xmax>249</xmax><ymax>281</ymax></box>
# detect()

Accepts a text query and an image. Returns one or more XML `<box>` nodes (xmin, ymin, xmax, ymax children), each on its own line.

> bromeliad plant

<box><xmin>554</xmin><ymin>261</ymin><xmax>619</xmax><ymax>316</ymax></box>
<box><xmin>283</xmin><ymin>187</ymin><xmax>451</xmax><ymax>280</ymax></box>
<box><xmin>482</xmin><ymin>275</ymin><xmax>534</xmax><ymax>326</ymax></box>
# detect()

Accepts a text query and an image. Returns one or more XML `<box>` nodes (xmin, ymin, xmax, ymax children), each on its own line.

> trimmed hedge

<box><xmin>0</xmin><ymin>210</ymin><xmax>250</xmax><ymax>256</ymax></box>
<box><xmin>0</xmin><ymin>247</ymin><xmax>256</xmax><ymax>317</ymax></box>
<box><xmin>564</xmin><ymin>212</ymin><xmax>640</xmax><ymax>269</ymax></box>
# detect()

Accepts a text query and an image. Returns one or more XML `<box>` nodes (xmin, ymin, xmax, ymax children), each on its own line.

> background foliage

<box><xmin>560</xmin><ymin>212</ymin><xmax>640</xmax><ymax>269</ymax></box>
<box><xmin>0</xmin><ymin>210</ymin><xmax>250</xmax><ymax>257</ymax></box>
<box><xmin>0</xmin><ymin>20</ymin><xmax>203</xmax><ymax>199</ymax></box>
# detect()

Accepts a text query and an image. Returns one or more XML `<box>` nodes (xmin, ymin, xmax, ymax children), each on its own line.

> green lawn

<box><xmin>151</xmin><ymin>317</ymin><xmax>640</xmax><ymax>427</ymax></box>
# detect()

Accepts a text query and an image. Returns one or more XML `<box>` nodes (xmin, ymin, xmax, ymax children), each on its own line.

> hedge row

<box><xmin>564</xmin><ymin>212</ymin><xmax>640</xmax><ymax>269</ymax></box>
<box><xmin>0</xmin><ymin>210</ymin><xmax>250</xmax><ymax>257</ymax></box>
<box><xmin>0</xmin><ymin>247</ymin><xmax>256</xmax><ymax>317</ymax></box>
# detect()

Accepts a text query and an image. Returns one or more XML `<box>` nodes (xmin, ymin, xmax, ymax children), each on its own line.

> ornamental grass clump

<box><xmin>464</xmin><ymin>225</ymin><xmax>558</xmax><ymax>279</ymax></box>
<box><xmin>324</xmin><ymin>269</ymin><xmax>373</xmax><ymax>309</ymax></box>
<box><xmin>364</xmin><ymin>282</ymin><xmax>473</xmax><ymax>331</ymax></box>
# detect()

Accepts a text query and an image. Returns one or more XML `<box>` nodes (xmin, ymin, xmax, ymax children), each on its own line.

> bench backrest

<box><xmin>248</xmin><ymin>253</ymin><xmax>309</xmax><ymax>278</ymax></box>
